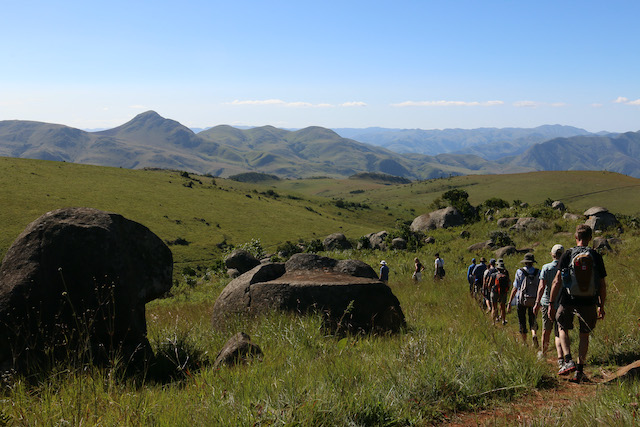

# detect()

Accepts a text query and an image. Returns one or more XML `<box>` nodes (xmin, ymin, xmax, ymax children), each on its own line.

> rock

<box><xmin>495</xmin><ymin>246</ymin><xmax>517</xmax><ymax>258</ymax></box>
<box><xmin>563</xmin><ymin>213</ymin><xmax>581</xmax><ymax>221</ymax></box>
<box><xmin>391</xmin><ymin>238</ymin><xmax>407</xmax><ymax>250</ymax></box>
<box><xmin>213</xmin><ymin>332</ymin><xmax>263</xmax><ymax>369</ymax></box>
<box><xmin>323</xmin><ymin>233</ymin><xmax>352</xmax><ymax>250</ymax></box>
<box><xmin>227</xmin><ymin>268</ymin><xmax>241</xmax><ymax>279</ymax></box>
<box><xmin>583</xmin><ymin>206</ymin><xmax>609</xmax><ymax>216</ymax></box>
<box><xmin>212</xmin><ymin>253</ymin><xmax>405</xmax><ymax>333</ymax></box>
<box><xmin>225</xmin><ymin>249</ymin><xmax>260</xmax><ymax>274</ymax></box>
<box><xmin>552</xmin><ymin>201</ymin><xmax>566</xmax><ymax>211</ymax></box>
<box><xmin>509</xmin><ymin>217</ymin><xmax>548</xmax><ymax>231</ymax></box>
<box><xmin>585</xmin><ymin>211</ymin><xmax>619</xmax><ymax>231</ymax></box>
<box><xmin>460</xmin><ymin>230</ymin><xmax>470</xmax><ymax>239</ymax></box>
<box><xmin>497</xmin><ymin>217</ymin><xmax>518</xmax><ymax>228</ymax></box>
<box><xmin>0</xmin><ymin>208</ymin><xmax>173</xmax><ymax>370</ymax></box>
<box><xmin>467</xmin><ymin>240</ymin><xmax>494</xmax><ymax>252</ymax></box>
<box><xmin>424</xmin><ymin>236</ymin><xmax>436</xmax><ymax>244</ymax></box>
<box><xmin>366</xmin><ymin>231</ymin><xmax>388</xmax><ymax>250</ymax></box>
<box><xmin>410</xmin><ymin>207</ymin><xmax>464</xmax><ymax>232</ymax></box>
<box><xmin>592</xmin><ymin>237</ymin><xmax>612</xmax><ymax>251</ymax></box>
<box><xmin>520</xmin><ymin>202</ymin><xmax>529</xmax><ymax>208</ymax></box>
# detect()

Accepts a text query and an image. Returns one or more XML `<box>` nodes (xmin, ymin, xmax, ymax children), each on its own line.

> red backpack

<box><xmin>494</xmin><ymin>272</ymin><xmax>509</xmax><ymax>295</ymax></box>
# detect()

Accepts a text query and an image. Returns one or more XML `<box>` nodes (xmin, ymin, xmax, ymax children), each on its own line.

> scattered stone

<box><xmin>225</xmin><ymin>249</ymin><xmax>260</xmax><ymax>274</ymax></box>
<box><xmin>592</xmin><ymin>237</ymin><xmax>613</xmax><ymax>251</ymax></box>
<box><xmin>410</xmin><ymin>207</ymin><xmax>464</xmax><ymax>232</ymax></box>
<box><xmin>509</xmin><ymin>217</ymin><xmax>548</xmax><ymax>231</ymax></box>
<box><xmin>0</xmin><ymin>208</ymin><xmax>173</xmax><ymax>370</ymax></box>
<box><xmin>212</xmin><ymin>253</ymin><xmax>405</xmax><ymax>333</ymax></box>
<box><xmin>424</xmin><ymin>236</ymin><xmax>436</xmax><ymax>244</ymax></box>
<box><xmin>497</xmin><ymin>217</ymin><xmax>518</xmax><ymax>228</ymax></box>
<box><xmin>495</xmin><ymin>246</ymin><xmax>517</xmax><ymax>258</ymax></box>
<box><xmin>213</xmin><ymin>332</ymin><xmax>263</xmax><ymax>369</ymax></box>
<box><xmin>365</xmin><ymin>231</ymin><xmax>388</xmax><ymax>250</ymax></box>
<box><xmin>563</xmin><ymin>213</ymin><xmax>581</xmax><ymax>221</ymax></box>
<box><xmin>323</xmin><ymin>233</ymin><xmax>353</xmax><ymax>250</ymax></box>
<box><xmin>552</xmin><ymin>201</ymin><xmax>566</xmax><ymax>211</ymax></box>
<box><xmin>459</xmin><ymin>230</ymin><xmax>470</xmax><ymax>239</ymax></box>
<box><xmin>585</xmin><ymin>208</ymin><xmax>619</xmax><ymax>231</ymax></box>
<box><xmin>391</xmin><ymin>238</ymin><xmax>407</xmax><ymax>250</ymax></box>
<box><xmin>467</xmin><ymin>240</ymin><xmax>494</xmax><ymax>252</ymax></box>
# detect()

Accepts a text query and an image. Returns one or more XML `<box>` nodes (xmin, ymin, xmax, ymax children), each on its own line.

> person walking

<box><xmin>467</xmin><ymin>258</ymin><xmax>477</xmax><ymax>293</ymax></box>
<box><xmin>507</xmin><ymin>253</ymin><xmax>540</xmax><ymax>348</ymax></box>
<box><xmin>482</xmin><ymin>259</ymin><xmax>497</xmax><ymax>313</ymax></box>
<box><xmin>533</xmin><ymin>244</ymin><xmax>565</xmax><ymax>363</ymax></box>
<box><xmin>490</xmin><ymin>259</ymin><xmax>510</xmax><ymax>325</ymax></box>
<box><xmin>471</xmin><ymin>257</ymin><xmax>487</xmax><ymax>300</ymax></box>
<box><xmin>379</xmin><ymin>260</ymin><xmax>389</xmax><ymax>283</ymax></box>
<box><xmin>412</xmin><ymin>257</ymin><xmax>424</xmax><ymax>281</ymax></box>
<box><xmin>434</xmin><ymin>253</ymin><xmax>445</xmax><ymax>280</ymax></box>
<box><xmin>549</xmin><ymin>224</ymin><xmax>607</xmax><ymax>383</ymax></box>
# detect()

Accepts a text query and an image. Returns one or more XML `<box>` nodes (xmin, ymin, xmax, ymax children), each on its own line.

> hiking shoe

<box><xmin>537</xmin><ymin>350</ymin><xmax>544</xmax><ymax>361</ymax></box>
<box><xmin>569</xmin><ymin>370</ymin><xmax>589</xmax><ymax>384</ymax></box>
<box><xmin>557</xmin><ymin>359</ymin><xmax>564</xmax><ymax>369</ymax></box>
<box><xmin>558</xmin><ymin>360</ymin><xmax>576</xmax><ymax>375</ymax></box>
<box><xmin>502</xmin><ymin>319</ymin><xmax>507</xmax><ymax>325</ymax></box>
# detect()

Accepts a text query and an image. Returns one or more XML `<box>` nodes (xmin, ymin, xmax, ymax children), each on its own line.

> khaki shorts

<box><xmin>541</xmin><ymin>305</ymin><xmax>555</xmax><ymax>331</ymax></box>
<box><xmin>557</xmin><ymin>304</ymin><xmax>598</xmax><ymax>334</ymax></box>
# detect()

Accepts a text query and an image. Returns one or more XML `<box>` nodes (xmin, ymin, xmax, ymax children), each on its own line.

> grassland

<box><xmin>2</xmin><ymin>158</ymin><xmax>640</xmax><ymax>425</ymax></box>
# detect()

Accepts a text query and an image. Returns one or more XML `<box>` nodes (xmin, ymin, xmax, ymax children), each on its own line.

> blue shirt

<box><xmin>379</xmin><ymin>265</ymin><xmax>389</xmax><ymax>282</ymax></box>
<box><xmin>467</xmin><ymin>263</ymin><xmax>476</xmax><ymax>284</ymax></box>
<box><xmin>539</xmin><ymin>260</ymin><xmax>560</xmax><ymax>307</ymax></box>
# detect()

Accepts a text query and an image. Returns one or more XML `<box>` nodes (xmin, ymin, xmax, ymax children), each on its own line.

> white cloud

<box><xmin>391</xmin><ymin>100</ymin><xmax>503</xmax><ymax>107</ymax></box>
<box><xmin>514</xmin><ymin>101</ymin><xmax>539</xmax><ymax>108</ymax></box>
<box><xmin>628</xmin><ymin>99</ymin><xmax>640</xmax><ymax>105</ymax></box>
<box><xmin>613</xmin><ymin>96</ymin><xmax>629</xmax><ymax>104</ymax></box>
<box><xmin>550</xmin><ymin>102</ymin><xmax>566</xmax><ymax>108</ymax></box>
<box><xmin>591</xmin><ymin>103</ymin><xmax>603</xmax><ymax>108</ymax></box>
<box><xmin>341</xmin><ymin>101</ymin><xmax>367</xmax><ymax>107</ymax></box>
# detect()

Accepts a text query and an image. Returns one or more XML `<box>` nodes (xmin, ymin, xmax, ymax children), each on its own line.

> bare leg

<box><xmin>578</xmin><ymin>332</ymin><xmax>590</xmax><ymax>365</ymax></box>
<box><xmin>559</xmin><ymin>328</ymin><xmax>571</xmax><ymax>356</ymax></box>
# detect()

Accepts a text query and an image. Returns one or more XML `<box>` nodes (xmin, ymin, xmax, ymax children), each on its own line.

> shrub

<box><xmin>489</xmin><ymin>230</ymin><xmax>514</xmax><ymax>247</ymax></box>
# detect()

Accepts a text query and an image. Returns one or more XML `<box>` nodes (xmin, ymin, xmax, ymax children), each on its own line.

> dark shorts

<box><xmin>490</xmin><ymin>290</ymin><xmax>507</xmax><ymax>305</ymax></box>
<box><xmin>556</xmin><ymin>303</ymin><xmax>598</xmax><ymax>334</ymax></box>
<box><xmin>517</xmin><ymin>304</ymin><xmax>538</xmax><ymax>334</ymax></box>
<box><xmin>541</xmin><ymin>305</ymin><xmax>555</xmax><ymax>331</ymax></box>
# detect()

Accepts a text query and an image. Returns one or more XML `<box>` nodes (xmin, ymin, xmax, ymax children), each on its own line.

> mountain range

<box><xmin>1</xmin><ymin>111</ymin><xmax>639</xmax><ymax>179</ymax></box>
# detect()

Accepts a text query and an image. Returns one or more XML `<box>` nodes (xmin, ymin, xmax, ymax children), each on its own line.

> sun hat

<box><xmin>520</xmin><ymin>252</ymin><xmax>536</xmax><ymax>264</ymax></box>
<box><xmin>480</xmin><ymin>257</ymin><xmax>487</xmax><ymax>263</ymax></box>
<box><xmin>489</xmin><ymin>258</ymin><xmax>496</xmax><ymax>265</ymax></box>
<box><xmin>380</xmin><ymin>260</ymin><xmax>387</xmax><ymax>265</ymax></box>
<box><xmin>496</xmin><ymin>259</ymin><xmax>506</xmax><ymax>269</ymax></box>
<box><xmin>551</xmin><ymin>244</ymin><xmax>564</xmax><ymax>257</ymax></box>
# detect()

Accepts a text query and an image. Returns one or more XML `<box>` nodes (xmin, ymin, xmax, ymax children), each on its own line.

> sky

<box><xmin>1</xmin><ymin>0</ymin><xmax>639</xmax><ymax>132</ymax></box>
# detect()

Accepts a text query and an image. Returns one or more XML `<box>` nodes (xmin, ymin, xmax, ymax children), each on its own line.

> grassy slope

<box><xmin>3</xmin><ymin>158</ymin><xmax>640</xmax><ymax>424</ymax></box>
<box><xmin>0</xmin><ymin>158</ymin><xmax>396</xmax><ymax>267</ymax></box>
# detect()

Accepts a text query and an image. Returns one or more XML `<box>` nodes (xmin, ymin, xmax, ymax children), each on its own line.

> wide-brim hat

<box><xmin>380</xmin><ymin>260</ymin><xmax>387</xmax><ymax>265</ymax></box>
<box><xmin>480</xmin><ymin>257</ymin><xmax>487</xmax><ymax>263</ymax></box>
<box><xmin>496</xmin><ymin>260</ymin><xmax>506</xmax><ymax>269</ymax></box>
<box><xmin>520</xmin><ymin>252</ymin><xmax>536</xmax><ymax>264</ymax></box>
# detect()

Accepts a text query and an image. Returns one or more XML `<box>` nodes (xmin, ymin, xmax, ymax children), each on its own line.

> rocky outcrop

<box><xmin>410</xmin><ymin>207</ymin><xmax>464</xmax><ymax>232</ymax></box>
<box><xmin>497</xmin><ymin>217</ymin><xmax>518</xmax><ymax>228</ymax></box>
<box><xmin>583</xmin><ymin>207</ymin><xmax>619</xmax><ymax>231</ymax></box>
<box><xmin>552</xmin><ymin>201</ymin><xmax>566</xmax><ymax>211</ymax></box>
<box><xmin>0</xmin><ymin>208</ymin><xmax>173</xmax><ymax>370</ymax></box>
<box><xmin>225</xmin><ymin>249</ymin><xmax>260</xmax><ymax>275</ymax></box>
<box><xmin>467</xmin><ymin>240</ymin><xmax>494</xmax><ymax>252</ymax></box>
<box><xmin>391</xmin><ymin>238</ymin><xmax>407</xmax><ymax>250</ymax></box>
<box><xmin>212</xmin><ymin>253</ymin><xmax>405</xmax><ymax>333</ymax></box>
<box><xmin>323</xmin><ymin>233</ymin><xmax>352</xmax><ymax>250</ymax></box>
<box><xmin>509</xmin><ymin>217</ymin><xmax>548</xmax><ymax>232</ymax></box>
<box><xmin>494</xmin><ymin>246</ymin><xmax>517</xmax><ymax>258</ymax></box>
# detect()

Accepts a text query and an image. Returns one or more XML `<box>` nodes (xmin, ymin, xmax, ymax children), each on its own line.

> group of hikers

<box><xmin>379</xmin><ymin>253</ymin><xmax>446</xmax><ymax>283</ymax></box>
<box><xmin>467</xmin><ymin>224</ymin><xmax>607</xmax><ymax>383</ymax></box>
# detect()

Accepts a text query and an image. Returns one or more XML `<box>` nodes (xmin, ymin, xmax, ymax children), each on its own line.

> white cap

<box><xmin>551</xmin><ymin>244</ymin><xmax>564</xmax><ymax>257</ymax></box>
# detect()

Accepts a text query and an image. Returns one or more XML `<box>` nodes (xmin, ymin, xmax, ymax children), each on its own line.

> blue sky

<box><xmin>1</xmin><ymin>0</ymin><xmax>639</xmax><ymax>132</ymax></box>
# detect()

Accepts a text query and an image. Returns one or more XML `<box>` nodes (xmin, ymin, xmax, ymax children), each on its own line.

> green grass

<box><xmin>2</xmin><ymin>158</ymin><xmax>640</xmax><ymax>424</ymax></box>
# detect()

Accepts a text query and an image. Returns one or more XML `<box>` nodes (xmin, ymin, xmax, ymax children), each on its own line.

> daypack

<box><xmin>563</xmin><ymin>246</ymin><xmax>598</xmax><ymax>297</ymax></box>
<box><xmin>493</xmin><ymin>272</ymin><xmax>509</xmax><ymax>295</ymax></box>
<box><xmin>517</xmin><ymin>267</ymin><xmax>539</xmax><ymax>307</ymax></box>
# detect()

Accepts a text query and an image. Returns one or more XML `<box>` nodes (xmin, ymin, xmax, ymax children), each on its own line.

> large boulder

<box><xmin>323</xmin><ymin>233</ymin><xmax>352</xmax><ymax>250</ymax></box>
<box><xmin>584</xmin><ymin>207</ymin><xmax>619</xmax><ymax>231</ymax></box>
<box><xmin>467</xmin><ymin>240</ymin><xmax>494</xmax><ymax>252</ymax></box>
<box><xmin>212</xmin><ymin>253</ymin><xmax>405</xmax><ymax>333</ymax></box>
<box><xmin>391</xmin><ymin>238</ymin><xmax>407</xmax><ymax>250</ymax></box>
<box><xmin>225</xmin><ymin>249</ymin><xmax>260</xmax><ymax>274</ymax></box>
<box><xmin>494</xmin><ymin>246</ymin><xmax>517</xmax><ymax>258</ymax></box>
<box><xmin>497</xmin><ymin>217</ymin><xmax>518</xmax><ymax>228</ymax></box>
<box><xmin>366</xmin><ymin>231</ymin><xmax>388</xmax><ymax>250</ymax></box>
<box><xmin>552</xmin><ymin>201</ymin><xmax>566</xmax><ymax>211</ymax></box>
<box><xmin>583</xmin><ymin>206</ymin><xmax>609</xmax><ymax>217</ymax></box>
<box><xmin>0</xmin><ymin>208</ymin><xmax>173</xmax><ymax>370</ymax></box>
<box><xmin>410</xmin><ymin>207</ymin><xmax>464</xmax><ymax>232</ymax></box>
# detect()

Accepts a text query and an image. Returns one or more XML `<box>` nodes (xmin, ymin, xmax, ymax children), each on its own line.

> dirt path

<box><xmin>446</xmin><ymin>375</ymin><xmax>600</xmax><ymax>426</ymax></box>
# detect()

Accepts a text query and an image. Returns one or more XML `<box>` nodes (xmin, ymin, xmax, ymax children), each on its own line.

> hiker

<box><xmin>490</xmin><ymin>259</ymin><xmax>510</xmax><ymax>325</ymax></box>
<box><xmin>471</xmin><ymin>257</ymin><xmax>487</xmax><ymax>299</ymax></box>
<box><xmin>482</xmin><ymin>259</ymin><xmax>497</xmax><ymax>313</ymax></box>
<box><xmin>549</xmin><ymin>224</ymin><xmax>607</xmax><ymax>383</ymax></box>
<box><xmin>434</xmin><ymin>253</ymin><xmax>445</xmax><ymax>280</ymax></box>
<box><xmin>507</xmin><ymin>253</ymin><xmax>540</xmax><ymax>348</ymax></box>
<box><xmin>412</xmin><ymin>257</ymin><xmax>425</xmax><ymax>281</ymax></box>
<box><xmin>379</xmin><ymin>260</ymin><xmax>389</xmax><ymax>283</ymax></box>
<box><xmin>467</xmin><ymin>258</ymin><xmax>477</xmax><ymax>293</ymax></box>
<box><xmin>533</xmin><ymin>244</ymin><xmax>565</xmax><ymax>363</ymax></box>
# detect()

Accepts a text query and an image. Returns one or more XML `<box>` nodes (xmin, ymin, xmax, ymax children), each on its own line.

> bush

<box><xmin>489</xmin><ymin>230</ymin><xmax>514</xmax><ymax>247</ymax></box>
<box><xmin>483</xmin><ymin>197</ymin><xmax>510</xmax><ymax>210</ymax></box>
